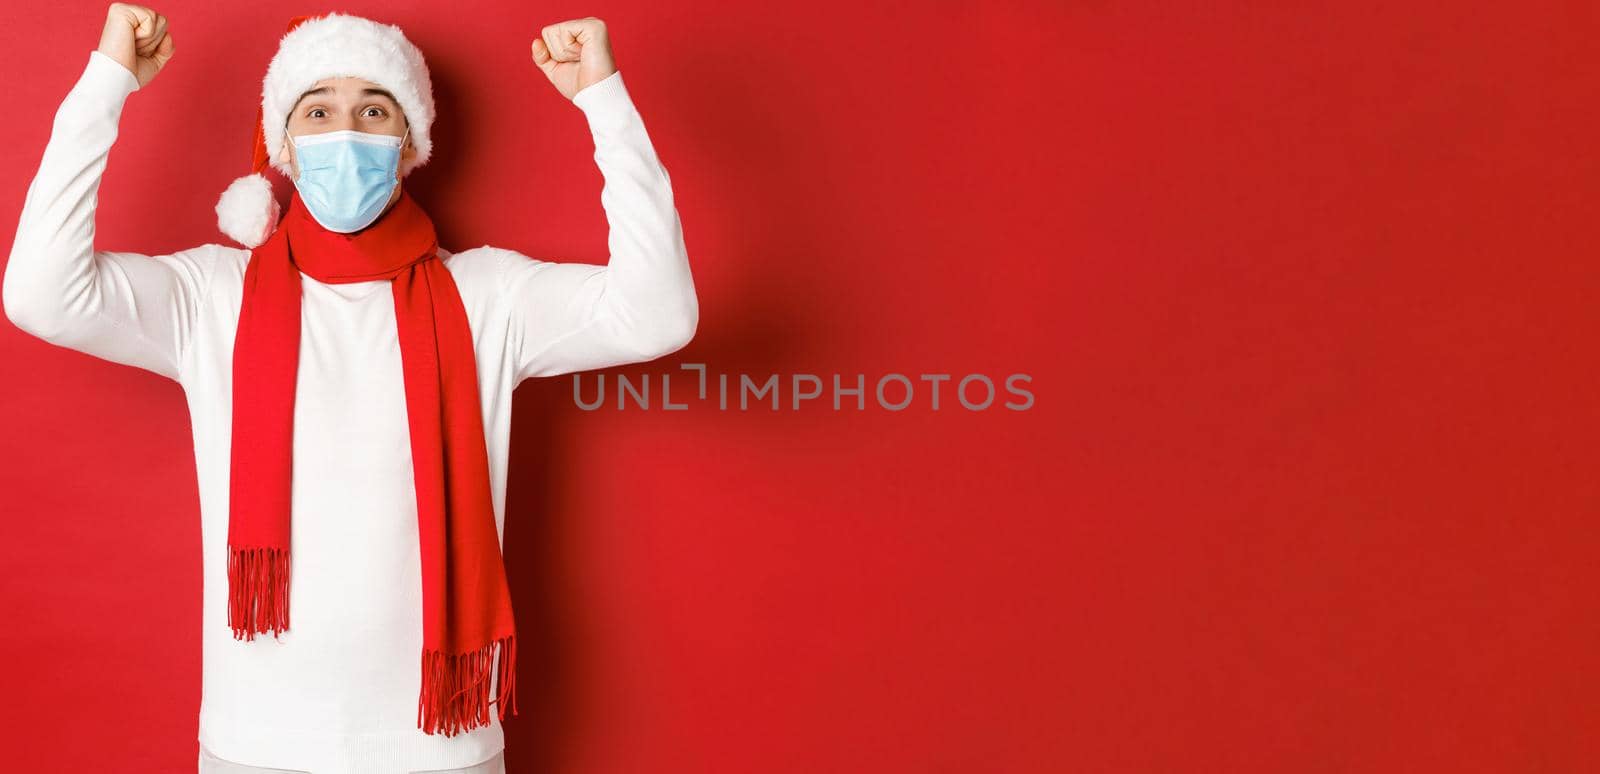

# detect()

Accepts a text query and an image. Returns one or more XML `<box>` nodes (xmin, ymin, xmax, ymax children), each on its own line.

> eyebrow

<box><xmin>294</xmin><ymin>85</ymin><xmax>401</xmax><ymax>110</ymax></box>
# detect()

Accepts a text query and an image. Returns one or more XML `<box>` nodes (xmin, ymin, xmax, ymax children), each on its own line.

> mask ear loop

<box><xmin>396</xmin><ymin>125</ymin><xmax>411</xmax><ymax>180</ymax></box>
<box><xmin>283</xmin><ymin>118</ymin><xmax>297</xmax><ymax>183</ymax></box>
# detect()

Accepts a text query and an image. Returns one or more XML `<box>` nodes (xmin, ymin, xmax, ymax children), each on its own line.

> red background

<box><xmin>3</xmin><ymin>1</ymin><xmax>1597</xmax><ymax>771</ymax></box>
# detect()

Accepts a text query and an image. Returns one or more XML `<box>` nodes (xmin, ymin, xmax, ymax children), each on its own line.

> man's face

<box><xmin>280</xmin><ymin>76</ymin><xmax>416</xmax><ymax>183</ymax></box>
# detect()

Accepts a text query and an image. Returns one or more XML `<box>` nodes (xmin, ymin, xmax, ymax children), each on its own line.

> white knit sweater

<box><xmin>3</xmin><ymin>50</ymin><xmax>697</xmax><ymax>774</ymax></box>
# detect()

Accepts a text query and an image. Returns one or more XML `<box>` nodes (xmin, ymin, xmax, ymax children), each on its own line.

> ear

<box><xmin>278</xmin><ymin>141</ymin><xmax>298</xmax><ymax>181</ymax></box>
<box><xmin>401</xmin><ymin>116</ymin><xmax>416</xmax><ymax>161</ymax></box>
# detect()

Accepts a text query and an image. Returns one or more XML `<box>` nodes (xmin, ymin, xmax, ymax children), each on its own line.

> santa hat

<box><xmin>215</xmin><ymin>12</ymin><xmax>437</xmax><ymax>248</ymax></box>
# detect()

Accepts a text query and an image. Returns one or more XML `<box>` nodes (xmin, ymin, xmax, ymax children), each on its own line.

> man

<box><xmin>2</xmin><ymin>5</ymin><xmax>697</xmax><ymax>774</ymax></box>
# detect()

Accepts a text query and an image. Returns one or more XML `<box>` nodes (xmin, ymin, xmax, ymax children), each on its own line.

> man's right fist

<box><xmin>96</xmin><ymin>3</ymin><xmax>174</xmax><ymax>89</ymax></box>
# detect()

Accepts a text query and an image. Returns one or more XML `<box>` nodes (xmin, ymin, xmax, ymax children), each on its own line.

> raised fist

<box><xmin>529</xmin><ymin>17</ymin><xmax>618</xmax><ymax>101</ymax></box>
<box><xmin>97</xmin><ymin>3</ymin><xmax>174</xmax><ymax>89</ymax></box>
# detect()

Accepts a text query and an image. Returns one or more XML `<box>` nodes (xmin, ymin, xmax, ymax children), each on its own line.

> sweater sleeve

<box><xmin>496</xmin><ymin>70</ymin><xmax>699</xmax><ymax>383</ymax></box>
<box><xmin>3</xmin><ymin>50</ymin><xmax>218</xmax><ymax>383</ymax></box>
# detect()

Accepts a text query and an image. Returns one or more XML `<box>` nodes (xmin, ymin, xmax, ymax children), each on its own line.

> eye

<box><xmin>364</xmin><ymin>106</ymin><xmax>387</xmax><ymax>118</ymax></box>
<box><xmin>308</xmin><ymin>108</ymin><xmax>327</xmax><ymax>119</ymax></box>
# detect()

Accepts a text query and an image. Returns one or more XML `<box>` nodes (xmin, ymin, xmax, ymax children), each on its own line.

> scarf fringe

<box><xmin>418</xmin><ymin>634</ymin><xmax>518</xmax><ymax>737</ymax></box>
<box><xmin>227</xmin><ymin>545</ymin><xmax>291</xmax><ymax>641</ymax></box>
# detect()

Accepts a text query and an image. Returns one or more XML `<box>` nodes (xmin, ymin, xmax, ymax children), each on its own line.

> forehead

<box><xmin>312</xmin><ymin>76</ymin><xmax>386</xmax><ymax>92</ymax></box>
<box><xmin>294</xmin><ymin>77</ymin><xmax>400</xmax><ymax>107</ymax></box>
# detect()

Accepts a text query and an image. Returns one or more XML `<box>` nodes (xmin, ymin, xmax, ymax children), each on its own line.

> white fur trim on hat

<box><xmin>262</xmin><ymin>12</ymin><xmax>435</xmax><ymax>179</ymax></box>
<box><xmin>215</xmin><ymin>173</ymin><xmax>281</xmax><ymax>249</ymax></box>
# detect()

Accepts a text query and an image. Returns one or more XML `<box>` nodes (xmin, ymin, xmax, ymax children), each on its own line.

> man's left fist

<box><xmin>530</xmin><ymin>17</ymin><xmax>618</xmax><ymax>101</ymax></box>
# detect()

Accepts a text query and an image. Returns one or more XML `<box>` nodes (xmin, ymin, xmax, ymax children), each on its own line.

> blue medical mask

<box><xmin>288</xmin><ymin>126</ymin><xmax>409</xmax><ymax>233</ymax></box>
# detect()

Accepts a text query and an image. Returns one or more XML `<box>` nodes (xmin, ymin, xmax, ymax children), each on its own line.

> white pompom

<box><xmin>215</xmin><ymin>173</ymin><xmax>280</xmax><ymax>248</ymax></box>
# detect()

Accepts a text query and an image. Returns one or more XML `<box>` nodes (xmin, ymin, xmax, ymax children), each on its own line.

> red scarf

<box><xmin>227</xmin><ymin>187</ymin><xmax>519</xmax><ymax>737</ymax></box>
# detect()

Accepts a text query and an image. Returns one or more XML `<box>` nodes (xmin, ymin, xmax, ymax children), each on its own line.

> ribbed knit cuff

<box><xmin>571</xmin><ymin>70</ymin><xmax>635</xmax><ymax>133</ymax></box>
<box><xmin>83</xmin><ymin>49</ymin><xmax>142</xmax><ymax>103</ymax></box>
